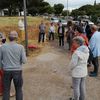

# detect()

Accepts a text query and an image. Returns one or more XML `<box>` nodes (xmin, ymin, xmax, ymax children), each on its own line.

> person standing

<box><xmin>0</xmin><ymin>33</ymin><xmax>3</xmax><ymax>95</ymax></box>
<box><xmin>38</xmin><ymin>21</ymin><xmax>46</xmax><ymax>43</ymax></box>
<box><xmin>85</xmin><ymin>21</ymin><xmax>92</xmax><ymax>40</ymax></box>
<box><xmin>49</xmin><ymin>23</ymin><xmax>55</xmax><ymax>41</ymax></box>
<box><xmin>70</xmin><ymin>36</ymin><xmax>89</xmax><ymax>100</ymax></box>
<box><xmin>89</xmin><ymin>25</ymin><xmax>100</xmax><ymax>77</ymax></box>
<box><xmin>18</xmin><ymin>18</ymin><xmax>25</xmax><ymax>42</ymax></box>
<box><xmin>67</xmin><ymin>26</ymin><xmax>75</xmax><ymax>50</ymax></box>
<box><xmin>71</xmin><ymin>26</ymin><xmax>89</xmax><ymax>53</ymax></box>
<box><xmin>0</xmin><ymin>31</ymin><xmax>27</xmax><ymax>100</ymax></box>
<box><xmin>58</xmin><ymin>23</ymin><xmax>65</xmax><ymax>46</ymax></box>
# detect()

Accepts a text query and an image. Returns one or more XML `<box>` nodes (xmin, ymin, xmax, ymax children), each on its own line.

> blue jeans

<box><xmin>2</xmin><ymin>71</ymin><xmax>23</xmax><ymax>100</ymax></box>
<box><xmin>38</xmin><ymin>32</ymin><xmax>45</xmax><ymax>43</ymax></box>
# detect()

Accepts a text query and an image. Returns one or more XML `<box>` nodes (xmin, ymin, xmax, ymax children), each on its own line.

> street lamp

<box><xmin>23</xmin><ymin>0</ymin><xmax>28</xmax><ymax>56</ymax></box>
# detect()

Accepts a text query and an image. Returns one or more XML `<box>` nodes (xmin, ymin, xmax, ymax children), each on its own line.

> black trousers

<box><xmin>38</xmin><ymin>32</ymin><xmax>45</xmax><ymax>43</ymax></box>
<box><xmin>49</xmin><ymin>32</ymin><xmax>54</xmax><ymax>40</ymax></box>
<box><xmin>92</xmin><ymin>57</ymin><xmax>99</xmax><ymax>74</ymax></box>
<box><xmin>3</xmin><ymin>71</ymin><xmax>23</xmax><ymax>100</ymax></box>
<box><xmin>59</xmin><ymin>36</ymin><xmax>64</xmax><ymax>46</ymax></box>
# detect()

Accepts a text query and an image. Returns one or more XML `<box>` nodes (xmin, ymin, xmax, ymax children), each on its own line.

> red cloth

<box><xmin>71</xmin><ymin>34</ymin><xmax>89</xmax><ymax>53</ymax></box>
<box><xmin>0</xmin><ymin>70</ymin><xmax>3</xmax><ymax>94</ymax></box>
<box><xmin>28</xmin><ymin>45</ymin><xmax>38</xmax><ymax>49</ymax></box>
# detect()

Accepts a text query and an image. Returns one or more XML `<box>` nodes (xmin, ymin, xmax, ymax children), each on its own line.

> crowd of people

<box><xmin>0</xmin><ymin>19</ymin><xmax>100</xmax><ymax>100</ymax></box>
<box><xmin>38</xmin><ymin>20</ymin><xmax>100</xmax><ymax>100</ymax></box>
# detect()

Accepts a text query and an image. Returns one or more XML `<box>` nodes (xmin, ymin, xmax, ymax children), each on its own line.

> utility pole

<box><xmin>23</xmin><ymin>0</ymin><xmax>28</xmax><ymax>56</ymax></box>
<box><xmin>67</xmin><ymin>0</ymin><xmax>69</xmax><ymax>21</ymax></box>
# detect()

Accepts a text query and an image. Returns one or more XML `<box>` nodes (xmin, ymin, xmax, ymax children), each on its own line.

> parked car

<box><xmin>50</xmin><ymin>17</ymin><xmax>59</xmax><ymax>24</ymax></box>
<box><xmin>82</xmin><ymin>19</ymin><xmax>94</xmax><ymax>25</ymax></box>
<box><xmin>60</xmin><ymin>19</ymin><xmax>67</xmax><ymax>26</ymax></box>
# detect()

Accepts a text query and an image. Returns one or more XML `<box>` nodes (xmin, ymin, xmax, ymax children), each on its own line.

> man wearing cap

<box><xmin>0</xmin><ymin>31</ymin><xmax>27</xmax><ymax>100</ymax></box>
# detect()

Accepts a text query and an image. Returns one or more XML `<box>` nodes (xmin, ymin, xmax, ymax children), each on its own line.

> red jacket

<box><xmin>71</xmin><ymin>34</ymin><xmax>89</xmax><ymax>53</ymax></box>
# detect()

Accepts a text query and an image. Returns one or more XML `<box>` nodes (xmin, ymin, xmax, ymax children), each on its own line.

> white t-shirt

<box><xmin>49</xmin><ymin>25</ymin><xmax>55</xmax><ymax>33</ymax></box>
<box><xmin>18</xmin><ymin>20</ymin><xmax>24</xmax><ymax>31</ymax></box>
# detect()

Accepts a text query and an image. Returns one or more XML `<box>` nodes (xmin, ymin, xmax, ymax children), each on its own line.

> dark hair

<box><xmin>76</xmin><ymin>26</ymin><xmax>83</xmax><ymax>33</ymax></box>
<box><xmin>2</xmin><ymin>38</ymin><xmax>6</xmax><ymax>43</ymax></box>
<box><xmin>98</xmin><ymin>28</ymin><xmax>100</xmax><ymax>32</ymax></box>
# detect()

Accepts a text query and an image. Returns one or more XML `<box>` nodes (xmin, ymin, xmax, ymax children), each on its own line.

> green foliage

<box><xmin>47</xmin><ymin>6</ymin><xmax>55</xmax><ymax>14</ymax></box>
<box><xmin>91</xmin><ymin>15</ymin><xmax>98</xmax><ymax>23</ymax></box>
<box><xmin>62</xmin><ymin>10</ymin><xmax>69</xmax><ymax>16</ymax></box>
<box><xmin>54</xmin><ymin>4</ymin><xmax>64</xmax><ymax>15</ymax></box>
<box><xmin>71</xmin><ymin>4</ymin><xmax>100</xmax><ymax>22</ymax></box>
<box><xmin>39</xmin><ymin>1</ymin><xmax>50</xmax><ymax>14</ymax></box>
<box><xmin>0</xmin><ymin>0</ymin><xmax>23</xmax><ymax>16</ymax></box>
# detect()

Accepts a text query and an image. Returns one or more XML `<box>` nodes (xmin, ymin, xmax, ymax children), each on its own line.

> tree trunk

<box><xmin>8</xmin><ymin>5</ymin><xmax>12</xmax><ymax>16</ymax></box>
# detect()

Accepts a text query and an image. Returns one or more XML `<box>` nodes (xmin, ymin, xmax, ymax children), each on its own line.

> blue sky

<box><xmin>45</xmin><ymin>0</ymin><xmax>100</xmax><ymax>10</ymax></box>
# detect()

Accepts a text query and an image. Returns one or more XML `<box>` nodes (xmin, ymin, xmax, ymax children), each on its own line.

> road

<box><xmin>0</xmin><ymin>41</ymin><xmax>100</xmax><ymax>100</ymax></box>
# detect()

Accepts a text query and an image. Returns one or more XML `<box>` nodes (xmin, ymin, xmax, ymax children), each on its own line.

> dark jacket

<box><xmin>58</xmin><ymin>26</ymin><xmax>65</xmax><ymax>36</ymax></box>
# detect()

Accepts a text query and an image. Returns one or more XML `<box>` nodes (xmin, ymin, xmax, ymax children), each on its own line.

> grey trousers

<box><xmin>2</xmin><ymin>71</ymin><xmax>23</xmax><ymax>100</ymax></box>
<box><xmin>72</xmin><ymin>77</ymin><xmax>86</xmax><ymax>100</ymax></box>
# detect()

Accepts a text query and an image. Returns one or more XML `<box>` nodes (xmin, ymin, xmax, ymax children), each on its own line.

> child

<box><xmin>70</xmin><ymin>36</ymin><xmax>89</xmax><ymax>100</ymax></box>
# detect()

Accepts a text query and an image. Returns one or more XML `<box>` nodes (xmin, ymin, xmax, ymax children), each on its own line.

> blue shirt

<box><xmin>89</xmin><ymin>31</ymin><xmax>100</xmax><ymax>57</ymax></box>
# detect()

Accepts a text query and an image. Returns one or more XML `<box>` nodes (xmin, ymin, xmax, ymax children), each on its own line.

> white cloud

<box><xmin>47</xmin><ymin>0</ymin><xmax>100</xmax><ymax>10</ymax></box>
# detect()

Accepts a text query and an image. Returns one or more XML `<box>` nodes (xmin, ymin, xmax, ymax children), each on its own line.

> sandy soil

<box><xmin>0</xmin><ymin>41</ymin><xmax>100</xmax><ymax>100</ymax></box>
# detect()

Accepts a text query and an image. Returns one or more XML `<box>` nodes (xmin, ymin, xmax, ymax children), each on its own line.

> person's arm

<box><xmin>21</xmin><ymin>46</ymin><xmax>27</xmax><ymax>64</ymax></box>
<box><xmin>89</xmin><ymin>36</ymin><xmax>96</xmax><ymax>52</ymax></box>
<box><xmin>69</xmin><ymin>52</ymin><xmax>78</xmax><ymax>70</ymax></box>
<box><xmin>0</xmin><ymin>47</ymin><xmax>3</xmax><ymax>68</ymax></box>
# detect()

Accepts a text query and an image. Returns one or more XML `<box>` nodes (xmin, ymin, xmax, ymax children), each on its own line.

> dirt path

<box><xmin>1</xmin><ymin>41</ymin><xmax>100</xmax><ymax>100</ymax></box>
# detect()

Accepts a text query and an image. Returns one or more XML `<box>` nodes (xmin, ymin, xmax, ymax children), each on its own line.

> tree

<box><xmin>54</xmin><ymin>4</ymin><xmax>64</xmax><ymax>15</ymax></box>
<box><xmin>62</xmin><ymin>10</ymin><xmax>69</xmax><ymax>16</ymax></box>
<box><xmin>0</xmin><ymin>0</ymin><xmax>44</xmax><ymax>16</ymax></box>
<box><xmin>47</xmin><ymin>6</ymin><xmax>55</xmax><ymax>14</ymax></box>
<box><xmin>39</xmin><ymin>1</ymin><xmax>50</xmax><ymax>14</ymax></box>
<box><xmin>27</xmin><ymin>0</ymin><xmax>44</xmax><ymax>15</ymax></box>
<box><xmin>0</xmin><ymin>0</ymin><xmax>23</xmax><ymax>16</ymax></box>
<box><xmin>71</xmin><ymin>9</ymin><xmax>79</xmax><ymax>20</ymax></box>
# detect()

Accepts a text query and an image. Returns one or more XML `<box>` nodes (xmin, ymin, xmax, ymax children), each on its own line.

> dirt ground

<box><xmin>0</xmin><ymin>41</ymin><xmax>100</xmax><ymax>100</ymax></box>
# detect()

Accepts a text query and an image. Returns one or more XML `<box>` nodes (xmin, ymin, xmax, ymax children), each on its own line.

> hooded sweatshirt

<box><xmin>70</xmin><ymin>45</ymin><xmax>89</xmax><ymax>78</ymax></box>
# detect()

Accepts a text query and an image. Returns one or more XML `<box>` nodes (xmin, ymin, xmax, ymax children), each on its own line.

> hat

<box><xmin>9</xmin><ymin>31</ymin><xmax>18</xmax><ymax>38</ymax></box>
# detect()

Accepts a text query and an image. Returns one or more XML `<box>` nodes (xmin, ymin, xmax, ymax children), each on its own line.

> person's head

<box><xmin>72</xmin><ymin>36</ymin><xmax>85</xmax><ymax>49</ymax></box>
<box><xmin>51</xmin><ymin>22</ymin><xmax>54</xmax><ymax>26</ymax></box>
<box><xmin>41</xmin><ymin>20</ymin><xmax>44</xmax><ymax>24</ymax></box>
<box><xmin>2</xmin><ymin>38</ymin><xmax>6</xmax><ymax>44</ymax></box>
<box><xmin>91</xmin><ymin>25</ymin><xmax>97</xmax><ymax>33</ymax></box>
<box><xmin>98</xmin><ymin>28</ymin><xmax>100</xmax><ymax>32</ymax></box>
<box><xmin>75</xmin><ymin>26</ymin><xmax>83</xmax><ymax>35</ymax></box>
<box><xmin>86</xmin><ymin>21</ymin><xmax>89</xmax><ymax>25</ymax></box>
<box><xmin>9</xmin><ymin>31</ymin><xmax>18</xmax><ymax>41</ymax></box>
